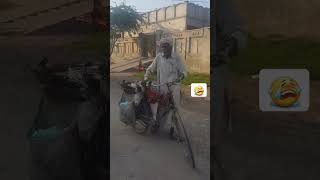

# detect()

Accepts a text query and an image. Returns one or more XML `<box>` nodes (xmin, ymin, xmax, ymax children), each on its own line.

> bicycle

<box><xmin>154</xmin><ymin>81</ymin><xmax>196</xmax><ymax>168</ymax></box>
<box><xmin>121</xmin><ymin>79</ymin><xmax>196</xmax><ymax>168</ymax></box>
<box><xmin>28</xmin><ymin>58</ymin><xmax>108</xmax><ymax>180</ymax></box>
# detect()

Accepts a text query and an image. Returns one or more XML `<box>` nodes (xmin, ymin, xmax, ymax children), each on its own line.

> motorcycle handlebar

<box><xmin>150</xmin><ymin>80</ymin><xmax>180</xmax><ymax>87</ymax></box>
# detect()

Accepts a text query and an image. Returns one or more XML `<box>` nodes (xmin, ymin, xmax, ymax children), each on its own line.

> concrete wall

<box><xmin>142</xmin><ymin>18</ymin><xmax>187</xmax><ymax>33</ymax></box>
<box><xmin>232</xmin><ymin>0</ymin><xmax>320</xmax><ymax>40</ymax></box>
<box><xmin>111</xmin><ymin>37</ymin><xmax>140</xmax><ymax>61</ymax></box>
<box><xmin>173</xmin><ymin>27</ymin><xmax>210</xmax><ymax>74</ymax></box>
<box><xmin>112</xmin><ymin>27</ymin><xmax>211</xmax><ymax>74</ymax></box>
<box><xmin>141</xmin><ymin>2</ymin><xmax>210</xmax><ymax>32</ymax></box>
<box><xmin>141</xmin><ymin>3</ymin><xmax>188</xmax><ymax>32</ymax></box>
<box><xmin>111</xmin><ymin>2</ymin><xmax>211</xmax><ymax>65</ymax></box>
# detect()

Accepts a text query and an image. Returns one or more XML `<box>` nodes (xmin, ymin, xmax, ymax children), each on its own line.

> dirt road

<box><xmin>214</xmin><ymin>73</ymin><xmax>320</xmax><ymax>180</ymax></box>
<box><xmin>0</xmin><ymin>23</ymin><xmax>103</xmax><ymax>178</ymax></box>
<box><xmin>110</xmin><ymin>76</ymin><xmax>210</xmax><ymax>180</ymax></box>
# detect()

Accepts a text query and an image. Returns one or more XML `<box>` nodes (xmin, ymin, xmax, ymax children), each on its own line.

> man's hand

<box><xmin>141</xmin><ymin>79</ymin><xmax>147</xmax><ymax>85</ymax></box>
<box><xmin>141</xmin><ymin>79</ymin><xmax>151</xmax><ymax>87</ymax></box>
<box><xmin>180</xmin><ymin>74</ymin><xmax>185</xmax><ymax>80</ymax></box>
<box><xmin>173</xmin><ymin>75</ymin><xmax>184</xmax><ymax>84</ymax></box>
<box><xmin>177</xmin><ymin>73</ymin><xmax>185</xmax><ymax>82</ymax></box>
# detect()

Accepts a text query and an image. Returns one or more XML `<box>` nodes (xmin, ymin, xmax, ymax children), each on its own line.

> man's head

<box><xmin>159</xmin><ymin>38</ymin><xmax>173</xmax><ymax>58</ymax></box>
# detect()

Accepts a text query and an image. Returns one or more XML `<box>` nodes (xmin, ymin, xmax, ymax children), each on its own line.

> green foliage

<box><xmin>110</xmin><ymin>3</ymin><xmax>144</xmax><ymax>55</ymax></box>
<box><xmin>110</xmin><ymin>3</ymin><xmax>143</xmax><ymax>33</ymax></box>
<box><xmin>229</xmin><ymin>37</ymin><xmax>320</xmax><ymax>80</ymax></box>
<box><xmin>134</xmin><ymin>71</ymin><xmax>156</xmax><ymax>81</ymax></box>
<box><xmin>181</xmin><ymin>73</ymin><xmax>210</xmax><ymax>86</ymax></box>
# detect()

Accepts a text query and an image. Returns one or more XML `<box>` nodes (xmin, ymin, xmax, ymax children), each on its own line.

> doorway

<box><xmin>140</xmin><ymin>33</ymin><xmax>156</xmax><ymax>58</ymax></box>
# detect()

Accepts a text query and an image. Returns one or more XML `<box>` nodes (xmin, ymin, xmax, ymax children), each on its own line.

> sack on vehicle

<box><xmin>119</xmin><ymin>93</ymin><xmax>136</xmax><ymax>125</ymax></box>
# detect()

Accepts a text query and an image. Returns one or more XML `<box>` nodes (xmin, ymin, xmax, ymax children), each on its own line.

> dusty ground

<box><xmin>0</xmin><ymin>18</ymin><xmax>105</xmax><ymax>179</ymax></box>
<box><xmin>110</xmin><ymin>75</ymin><xmax>210</xmax><ymax>180</ymax></box>
<box><xmin>215</xmin><ymin>73</ymin><xmax>320</xmax><ymax>180</ymax></box>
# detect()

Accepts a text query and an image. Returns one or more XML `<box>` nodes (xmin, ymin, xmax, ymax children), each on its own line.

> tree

<box><xmin>110</xmin><ymin>3</ymin><xmax>144</xmax><ymax>56</ymax></box>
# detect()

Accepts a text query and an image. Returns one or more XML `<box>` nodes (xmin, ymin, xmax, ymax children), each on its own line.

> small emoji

<box><xmin>269</xmin><ymin>76</ymin><xmax>301</xmax><ymax>107</ymax></box>
<box><xmin>194</xmin><ymin>85</ymin><xmax>204</xmax><ymax>96</ymax></box>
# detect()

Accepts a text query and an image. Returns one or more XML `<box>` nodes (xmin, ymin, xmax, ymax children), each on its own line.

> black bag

<box><xmin>135</xmin><ymin>96</ymin><xmax>152</xmax><ymax>119</ymax></box>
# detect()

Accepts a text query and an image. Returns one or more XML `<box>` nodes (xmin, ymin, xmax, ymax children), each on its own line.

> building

<box><xmin>112</xmin><ymin>1</ymin><xmax>210</xmax><ymax>74</ymax></box>
<box><xmin>141</xmin><ymin>1</ymin><xmax>210</xmax><ymax>33</ymax></box>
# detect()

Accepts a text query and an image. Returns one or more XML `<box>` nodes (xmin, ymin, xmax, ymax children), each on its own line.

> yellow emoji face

<box><xmin>194</xmin><ymin>85</ymin><xmax>204</xmax><ymax>96</ymax></box>
<box><xmin>269</xmin><ymin>76</ymin><xmax>301</xmax><ymax>107</ymax></box>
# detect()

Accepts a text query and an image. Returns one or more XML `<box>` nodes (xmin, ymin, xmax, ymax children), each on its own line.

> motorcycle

<box><xmin>28</xmin><ymin>57</ymin><xmax>107</xmax><ymax>180</ymax></box>
<box><xmin>119</xmin><ymin>79</ymin><xmax>196</xmax><ymax>168</ymax></box>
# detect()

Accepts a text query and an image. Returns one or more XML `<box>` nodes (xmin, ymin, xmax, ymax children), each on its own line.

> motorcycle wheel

<box><xmin>133</xmin><ymin>118</ymin><xmax>149</xmax><ymax>134</ymax></box>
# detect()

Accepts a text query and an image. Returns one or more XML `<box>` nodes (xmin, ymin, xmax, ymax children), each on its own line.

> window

<box><xmin>189</xmin><ymin>38</ymin><xmax>192</xmax><ymax>53</ymax></box>
<box><xmin>175</xmin><ymin>39</ymin><xmax>184</xmax><ymax>53</ymax></box>
<box><xmin>115</xmin><ymin>46</ymin><xmax>119</xmax><ymax>54</ymax></box>
<box><xmin>189</xmin><ymin>38</ymin><xmax>199</xmax><ymax>54</ymax></box>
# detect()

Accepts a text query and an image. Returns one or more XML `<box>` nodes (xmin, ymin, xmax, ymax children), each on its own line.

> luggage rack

<box><xmin>31</xmin><ymin>58</ymin><xmax>108</xmax><ymax>100</ymax></box>
<box><xmin>32</xmin><ymin>59</ymin><xmax>106</xmax><ymax>82</ymax></box>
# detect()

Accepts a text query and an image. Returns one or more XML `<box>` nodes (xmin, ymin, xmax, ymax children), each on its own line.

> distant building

<box><xmin>112</xmin><ymin>1</ymin><xmax>210</xmax><ymax>74</ymax></box>
<box><xmin>141</xmin><ymin>1</ymin><xmax>210</xmax><ymax>33</ymax></box>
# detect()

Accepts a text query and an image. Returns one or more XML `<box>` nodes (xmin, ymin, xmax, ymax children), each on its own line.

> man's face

<box><xmin>160</xmin><ymin>43</ymin><xmax>171</xmax><ymax>57</ymax></box>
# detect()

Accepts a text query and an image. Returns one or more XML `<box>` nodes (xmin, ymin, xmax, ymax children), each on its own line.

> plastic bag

<box><xmin>119</xmin><ymin>93</ymin><xmax>136</xmax><ymax>125</ymax></box>
<box><xmin>27</xmin><ymin>96</ymin><xmax>82</xmax><ymax>180</ymax></box>
<box><xmin>133</xmin><ymin>92</ymin><xmax>143</xmax><ymax>106</ymax></box>
<box><xmin>76</xmin><ymin>99</ymin><xmax>102</xmax><ymax>142</ymax></box>
<box><xmin>30</xmin><ymin>126</ymin><xmax>64</xmax><ymax>141</ymax></box>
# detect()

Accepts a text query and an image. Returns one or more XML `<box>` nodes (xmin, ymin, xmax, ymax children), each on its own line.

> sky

<box><xmin>111</xmin><ymin>0</ymin><xmax>210</xmax><ymax>12</ymax></box>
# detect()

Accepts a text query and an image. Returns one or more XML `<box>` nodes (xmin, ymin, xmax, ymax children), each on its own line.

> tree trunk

<box><xmin>110</xmin><ymin>35</ymin><xmax>118</xmax><ymax>57</ymax></box>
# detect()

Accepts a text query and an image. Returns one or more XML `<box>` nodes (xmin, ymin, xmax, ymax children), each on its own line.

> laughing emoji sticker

<box><xmin>194</xmin><ymin>85</ymin><xmax>204</xmax><ymax>96</ymax></box>
<box><xmin>269</xmin><ymin>76</ymin><xmax>301</xmax><ymax>107</ymax></box>
<box><xmin>191</xmin><ymin>83</ymin><xmax>207</xmax><ymax>97</ymax></box>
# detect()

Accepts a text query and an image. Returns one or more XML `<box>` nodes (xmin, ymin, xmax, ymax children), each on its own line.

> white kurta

<box><xmin>145</xmin><ymin>53</ymin><xmax>187</xmax><ymax>97</ymax></box>
<box><xmin>144</xmin><ymin>53</ymin><xmax>187</xmax><ymax>125</ymax></box>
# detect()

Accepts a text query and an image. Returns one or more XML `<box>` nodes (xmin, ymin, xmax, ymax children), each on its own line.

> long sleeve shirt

<box><xmin>144</xmin><ymin>53</ymin><xmax>187</xmax><ymax>94</ymax></box>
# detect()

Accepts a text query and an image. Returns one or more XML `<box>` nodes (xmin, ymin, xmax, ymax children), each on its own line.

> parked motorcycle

<box><xmin>119</xmin><ymin>79</ymin><xmax>196</xmax><ymax>168</ymax></box>
<box><xmin>27</xmin><ymin>57</ymin><xmax>107</xmax><ymax>180</ymax></box>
